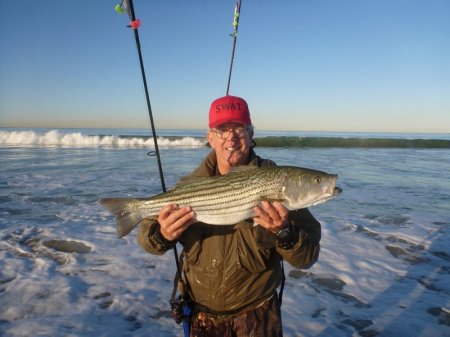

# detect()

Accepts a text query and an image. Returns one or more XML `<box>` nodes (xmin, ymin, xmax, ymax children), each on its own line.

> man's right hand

<box><xmin>158</xmin><ymin>204</ymin><xmax>195</xmax><ymax>241</ymax></box>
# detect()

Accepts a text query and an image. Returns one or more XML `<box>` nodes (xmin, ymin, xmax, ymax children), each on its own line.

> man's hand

<box><xmin>253</xmin><ymin>201</ymin><xmax>289</xmax><ymax>234</ymax></box>
<box><xmin>158</xmin><ymin>204</ymin><xmax>195</xmax><ymax>241</ymax></box>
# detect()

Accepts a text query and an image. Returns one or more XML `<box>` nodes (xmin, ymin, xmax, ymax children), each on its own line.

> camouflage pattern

<box><xmin>190</xmin><ymin>295</ymin><xmax>282</xmax><ymax>337</ymax></box>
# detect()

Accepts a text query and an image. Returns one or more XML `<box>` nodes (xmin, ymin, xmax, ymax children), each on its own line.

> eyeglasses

<box><xmin>212</xmin><ymin>126</ymin><xmax>249</xmax><ymax>140</ymax></box>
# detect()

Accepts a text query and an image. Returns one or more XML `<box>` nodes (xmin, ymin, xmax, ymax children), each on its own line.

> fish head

<box><xmin>283</xmin><ymin>167</ymin><xmax>341</xmax><ymax>209</ymax></box>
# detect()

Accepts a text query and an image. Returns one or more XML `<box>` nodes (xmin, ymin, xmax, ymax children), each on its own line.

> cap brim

<box><xmin>210</xmin><ymin>119</ymin><xmax>249</xmax><ymax>129</ymax></box>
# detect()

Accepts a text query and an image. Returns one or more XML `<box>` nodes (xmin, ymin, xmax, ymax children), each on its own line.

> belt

<box><xmin>192</xmin><ymin>294</ymin><xmax>274</xmax><ymax>319</ymax></box>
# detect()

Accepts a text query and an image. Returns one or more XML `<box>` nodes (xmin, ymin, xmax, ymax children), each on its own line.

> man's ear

<box><xmin>247</xmin><ymin>126</ymin><xmax>254</xmax><ymax>141</ymax></box>
<box><xmin>207</xmin><ymin>131</ymin><xmax>215</xmax><ymax>148</ymax></box>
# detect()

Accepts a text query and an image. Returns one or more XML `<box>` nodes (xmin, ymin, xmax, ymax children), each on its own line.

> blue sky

<box><xmin>1</xmin><ymin>0</ymin><xmax>449</xmax><ymax>132</ymax></box>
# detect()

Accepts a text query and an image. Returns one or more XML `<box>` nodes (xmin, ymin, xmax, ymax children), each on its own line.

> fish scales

<box><xmin>146</xmin><ymin>181</ymin><xmax>238</xmax><ymax>206</ymax></box>
<box><xmin>155</xmin><ymin>173</ymin><xmax>258</xmax><ymax>203</ymax></box>
<box><xmin>192</xmin><ymin>197</ymin><xmax>260</xmax><ymax>216</ymax></box>
<box><xmin>171</xmin><ymin>179</ymin><xmax>275</xmax><ymax>219</ymax></box>
<box><xmin>181</xmin><ymin>183</ymin><xmax>267</xmax><ymax>206</ymax></box>
<box><xmin>147</xmin><ymin>188</ymin><xmax>250</xmax><ymax>210</ymax></box>
<box><xmin>163</xmin><ymin>171</ymin><xmax>286</xmax><ymax>223</ymax></box>
<box><xmin>172</xmin><ymin>181</ymin><xmax>279</xmax><ymax>211</ymax></box>
<box><xmin>150</xmin><ymin>170</ymin><xmax>280</xmax><ymax>214</ymax></box>
<box><xmin>147</xmin><ymin>187</ymin><xmax>261</xmax><ymax>216</ymax></box>
<box><xmin>150</xmin><ymin>177</ymin><xmax>266</xmax><ymax>208</ymax></box>
<box><xmin>191</xmin><ymin>185</ymin><xmax>281</xmax><ymax>212</ymax></box>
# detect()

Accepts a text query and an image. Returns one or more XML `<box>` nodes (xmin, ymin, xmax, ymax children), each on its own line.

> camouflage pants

<box><xmin>190</xmin><ymin>295</ymin><xmax>283</xmax><ymax>337</ymax></box>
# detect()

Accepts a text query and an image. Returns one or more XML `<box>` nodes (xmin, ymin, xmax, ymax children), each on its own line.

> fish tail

<box><xmin>99</xmin><ymin>198</ymin><xmax>144</xmax><ymax>238</ymax></box>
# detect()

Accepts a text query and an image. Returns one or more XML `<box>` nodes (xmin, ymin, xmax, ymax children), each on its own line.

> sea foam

<box><xmin>0</xmin><ymin>130</ymin><xmax>206</xmax><ymax>148</ymax></box>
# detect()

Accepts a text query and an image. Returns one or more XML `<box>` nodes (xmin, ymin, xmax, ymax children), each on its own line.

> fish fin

<box><xmin>227</xmin><ymin>166</ymin><xmax>259</xmax><ymax>174</ymax></box>
<box><xmin>99</xmin><ymin>198</ymin><xmax>143</xmax><ymax>238</ymax></box>
<box><xmin>261</xmin><ymin>198</ymin><xmax>285</xmax><ymax>203</ymax></box>
<box><xmin>175</xmin><ymin>175</ymin><xmax>209</xmax><ymax>187</ymax></box>
<box><xmin>176</xmin><ymin>166</ymin><xmax>258</xmax><ymax>186</ymax></box>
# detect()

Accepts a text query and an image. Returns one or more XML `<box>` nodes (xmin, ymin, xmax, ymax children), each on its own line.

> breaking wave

<box><xmin>0</xmin><ymin>130</ymin><xmax>206</xmax><ymax>148</ymax></box>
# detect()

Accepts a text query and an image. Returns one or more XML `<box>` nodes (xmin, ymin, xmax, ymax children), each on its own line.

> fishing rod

<box><xmin>226</xmin><ymin>0</ymin><xmax>243</xmax><ymax>95</ymax></box>
<box><xmin>114</xmin><ymin>0</ymin><xmax>183</xmax><ymax>281</ymax></box>
<box><xmin>115</xmin><ymin>3</ymin><xmax>190</xmax><ymax>332</ymax></box>
<box><xmin>115</xmin><ymin>4</ymin><xmax>197</xmax><ymax>336</ymax></box>
<box><xmin>115</xmin><ymin>0</ymin><xmax>166</xmax><ymax>192</ymax></box>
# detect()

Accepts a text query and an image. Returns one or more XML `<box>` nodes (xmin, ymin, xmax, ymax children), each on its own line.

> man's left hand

<box><xmin>253</xmin><ymin>201</ymin><xmax>289</xmax><ymax>234</ymax></box>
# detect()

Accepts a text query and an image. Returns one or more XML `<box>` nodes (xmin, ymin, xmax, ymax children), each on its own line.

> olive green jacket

<box><xmin>137</xmin><ymin>150</ymin><xmax>321</xmax><ymax>313</ymax></box>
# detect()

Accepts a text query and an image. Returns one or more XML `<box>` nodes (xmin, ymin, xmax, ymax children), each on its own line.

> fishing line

<box><xmin>226</xmin><ymin>0</ymin><xmax>243</xmax><ymax>95</ymax></box>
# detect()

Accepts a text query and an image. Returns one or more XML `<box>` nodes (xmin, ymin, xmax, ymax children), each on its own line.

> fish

<box><xmin>100</xmin><ymin>166</ymin><xmax>342</xmax><ymax>237</ymax></box>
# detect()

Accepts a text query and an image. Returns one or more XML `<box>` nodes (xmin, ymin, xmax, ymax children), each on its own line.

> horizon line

<box><xmin>0</xmin><ymin>125</ymin><xmax>448</xmax><ymax>135</ymax></box>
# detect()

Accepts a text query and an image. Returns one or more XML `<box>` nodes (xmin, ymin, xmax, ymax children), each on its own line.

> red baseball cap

<box><xmin>209</xmin><ymin>95</ymin><xmax>252</xmax><ymax>129</ymax></box>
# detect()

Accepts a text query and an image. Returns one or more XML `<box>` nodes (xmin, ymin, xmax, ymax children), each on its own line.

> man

<box><xmin>137</xmin><ymin>95</ymin><xmax>321</xmax><ymax>337</ymax></box>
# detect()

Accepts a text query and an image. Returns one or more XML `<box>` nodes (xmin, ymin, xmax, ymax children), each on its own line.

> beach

<box><xmin>0</xmin><ymin>128</ymin><xmax>449</xmax><ymax>337</ymax></box>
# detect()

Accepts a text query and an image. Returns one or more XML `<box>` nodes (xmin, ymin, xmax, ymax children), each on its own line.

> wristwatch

<box><xmin>275</xmin><ymin>225</ymin><xmax>291</xmax><ymax>241</ymax></box>
<box><xmin>275</xmin><ymin>222</ymin><xmax>295</xmax><ymax>250</ymax></box>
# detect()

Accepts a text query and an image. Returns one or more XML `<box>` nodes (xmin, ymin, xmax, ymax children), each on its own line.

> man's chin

<box><xmin>228</xmin><ymin>153</ymin><xmax>246</xmax><ymax>166</ymax></box>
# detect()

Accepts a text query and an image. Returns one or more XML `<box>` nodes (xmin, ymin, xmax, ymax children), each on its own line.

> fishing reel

<box><xmin>170</xmin><ymin>295</ymin><xmax>192</xmax><ymax>324</ymax></box>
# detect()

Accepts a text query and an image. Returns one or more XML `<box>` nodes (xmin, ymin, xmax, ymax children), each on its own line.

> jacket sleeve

<box><xmin>137</xmin><ymin>219</ymin><xmax>177</xmax><ymax>255</ymax></box>
<box><xmin>276</xmin><ymin>208</ymin><xmax>321</xmax><ymax>269</ymax></box>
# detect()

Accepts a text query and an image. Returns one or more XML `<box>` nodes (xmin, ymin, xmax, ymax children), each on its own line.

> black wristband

<box><xmin>149</xmin><ymin>223</ymin><xmax>177</xmax><ymax>250</ymax></box>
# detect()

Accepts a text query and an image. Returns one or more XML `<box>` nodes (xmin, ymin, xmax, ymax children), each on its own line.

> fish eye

<box><xmin>314</xmin><ymin>176</ymin><xmax>321</xmax><ymax>184</ymax></box>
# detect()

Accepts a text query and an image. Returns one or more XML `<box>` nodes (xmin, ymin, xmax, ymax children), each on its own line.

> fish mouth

<box><xmin>311</xmin><ymin>186</ymin><xmax>342</xmax><ymax>206</ymax></box>
<box><xmin>334</xmin><ymin>187</ymin><xmax>343</xmax><ymax>195</ymax></box>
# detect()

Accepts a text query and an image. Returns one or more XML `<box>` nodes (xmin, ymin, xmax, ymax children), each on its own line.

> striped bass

<box><xmin>100</xmin><ymin>166</ymin><xmax>341</xmax><ymax>237</ymax></box>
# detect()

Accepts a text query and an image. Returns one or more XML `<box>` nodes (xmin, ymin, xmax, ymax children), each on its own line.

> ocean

<box><xmin>0</xmin><ymin>128</ymin><xmax>449</xmax><ymax>337</ymax></box>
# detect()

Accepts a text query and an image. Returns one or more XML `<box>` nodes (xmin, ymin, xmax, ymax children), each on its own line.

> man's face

<box><xmin>208</xmin><ymin>122</ymin><xmax>253</xmax><ymax>174</ymax></box>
